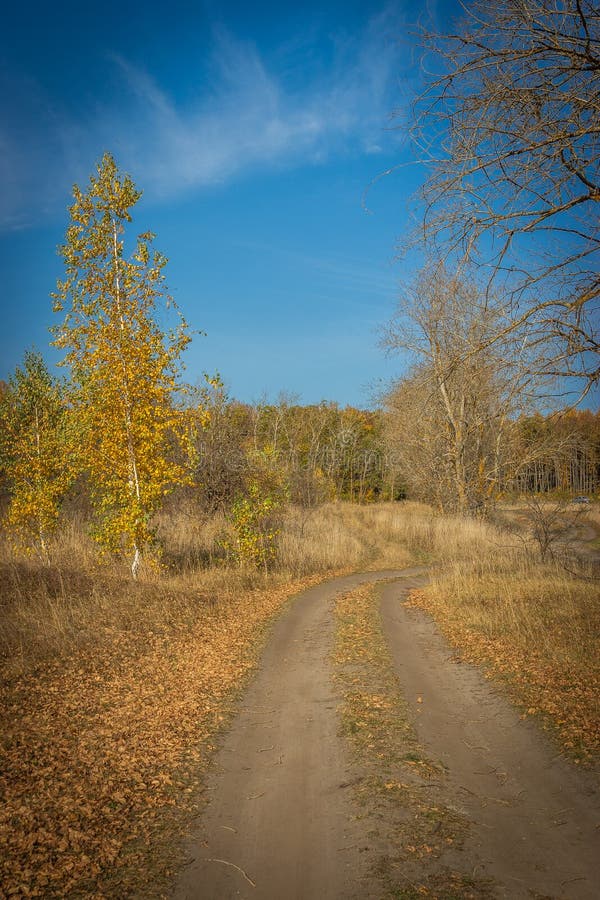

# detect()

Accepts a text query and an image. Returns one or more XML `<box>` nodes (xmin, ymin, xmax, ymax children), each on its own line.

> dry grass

<box><xmin>0</xmin><ymin>499</ymin><xmax>426</xmax><ymax>897</ymax></box>
<box><xmin>278</xmin><ymin>500</ymin><xmax>506</xmax><ymax>575</ymax></box>
<box><xmin>1</xmin><ymin>499</ymin><xmax>598</xmax><ymax>897</ymax></box>
<box><xmin>3</xmin><ymin>499</ymin><xmax>596</xmax><ymax>674</ymax></box>
<box><xmin>277</xmin><ymin>502</ymin><xmax>421</xmax><ymax>575</ymax></box>
<box><xmin>0</xmin><ymin>501</ymin><xmax>419</xmax><ymax>673</ymax></box>
<box><xmin>0</xmin><ymin>571</ymin><xmax>320</xmax><ymax>897</ymax></box>
<box><xmin>409</xmin><ymin>511</ymin><xmax>600</xmax><ymax>763</ymax></box>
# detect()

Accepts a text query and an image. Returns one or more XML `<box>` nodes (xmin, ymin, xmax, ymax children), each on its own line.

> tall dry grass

<box><xmin>1</xmin><ymin>499</ymin><xmax>598</xmax><ymax>680</ymax></box>
<box><xmin>425</xmin><ymin>540</ymin><xmax>599</xmax><ymax>663</ymax></box>
<box><xmin>0</xmin><ymin>501</ymin><xmax>416</xmax><ymax>672</ymax></box>
<box><xmin>407</xmin><ymin>504</ymin><xmax>600</xmax><ymax>760</ymax></box>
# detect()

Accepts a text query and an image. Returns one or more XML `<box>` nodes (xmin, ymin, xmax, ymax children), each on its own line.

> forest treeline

<box><xmin>1</xmin><ymin>358</ymin><xmax>597</xmax><ymax>532</ymax></box>
<box><xmin>509</xmin><ymin>411</ymin><xmax>600</xmax><ymax>496</ymax></box>
<box><xmin>191</xmin><ymin>394</ymin><xmax>600</xmax><ymax>509</ymax></box>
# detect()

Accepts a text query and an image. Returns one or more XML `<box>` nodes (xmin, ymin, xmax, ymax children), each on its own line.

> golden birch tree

<box><xmin>52</xmin><ymin>153</ymin><xmax>191</xmax><ymax>577</ymax></box>
<box><xmin>0</xmin><ymin>351</ymin><xmax>72</xmax><ymax>557</ymax></box>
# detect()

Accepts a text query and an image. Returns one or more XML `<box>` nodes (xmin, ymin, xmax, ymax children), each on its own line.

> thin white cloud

<box><xmin>0</xmin><ymin>3</ymin><xmax>415</xmax><ymax>230</ymax></box>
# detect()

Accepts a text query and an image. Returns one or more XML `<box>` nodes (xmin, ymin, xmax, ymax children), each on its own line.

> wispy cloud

<box><xmin>0</xmin><ymin>3</ymin><xmax>415</xmax><ymax>230</ymax></box>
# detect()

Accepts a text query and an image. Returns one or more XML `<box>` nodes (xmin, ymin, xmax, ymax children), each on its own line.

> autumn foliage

<box><xmin>0</xmin><ymin>352</ymin><xmax>72</xmax><ymax>558</ymax></box>
<box><xmin>51</xmin><ymin>153</ymin><xmax>192</xmax><ymax>576</ymax></box>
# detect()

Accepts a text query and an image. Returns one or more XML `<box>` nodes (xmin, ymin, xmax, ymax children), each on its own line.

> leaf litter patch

<box><xmin>0</xmin><ymin>577</ymin><xmax>320</xmax><ymax>898</ymax></box>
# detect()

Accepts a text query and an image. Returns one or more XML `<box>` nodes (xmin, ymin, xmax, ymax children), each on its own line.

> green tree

<box><xmin>0</xmin><ymin>351</ymin><xmax>72</xmax><ymax>557</ymax></box>
<box><xmin>227</xmin><ymin>447</ymin><xmax>289</xmax><ymax>572</ymax></box>
<box><xmin>52</xmin><ymin>153</ymin><xmax>192</xmax><ymax>577</ymax></box>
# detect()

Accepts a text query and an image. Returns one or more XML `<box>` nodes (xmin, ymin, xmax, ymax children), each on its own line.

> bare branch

<box><xmin>402</xmin><ymin>0</ymin><xmax>599</xmax><ymax>389</ymax></box>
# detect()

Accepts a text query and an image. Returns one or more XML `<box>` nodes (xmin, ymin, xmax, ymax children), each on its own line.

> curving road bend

<box><xmin>174</xmin><ymin>570</ymin><xmax>599</xmax><ymax>900</ymax></box>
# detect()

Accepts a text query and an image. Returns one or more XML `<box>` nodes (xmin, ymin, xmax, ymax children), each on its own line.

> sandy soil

<box><xmin>173</xmin><ymin>570</ymin><xmax>599</xmax><ymax>900</ymax></box>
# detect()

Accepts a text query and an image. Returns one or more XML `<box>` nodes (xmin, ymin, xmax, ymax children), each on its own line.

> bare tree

<box><xmin>406</xmin><ymin>0</ymin><xmax>599</xmax><ymax>393</ymax></box>
<box><xmin>385</xmin><ymin>368</ymin><xmax>455</xmax><ymax>511</ymax></box>
<box><xmin>383</xmin><ymin>266</ymin><xmax>540</xmax><ymax>513</ymax></box>
<box><xmin>509</xmin><ymin>494</ymin><xmax>588</xmax><ymax>563</ymax></box>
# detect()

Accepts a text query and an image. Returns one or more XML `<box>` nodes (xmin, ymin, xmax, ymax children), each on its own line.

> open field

<box><xmin>1</xmin><ymin>500</ymin><xmax>598</xmax><ymax>896</ymax></box>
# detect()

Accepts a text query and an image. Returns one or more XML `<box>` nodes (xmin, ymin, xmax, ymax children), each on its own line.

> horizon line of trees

<box><xmin>1</xmin><ymin>352</ymin><xmax>597</xmax><ymax>525</ymax></box>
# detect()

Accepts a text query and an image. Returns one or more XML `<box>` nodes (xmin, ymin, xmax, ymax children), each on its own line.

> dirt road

<box><xmin>380</xmin><ymin>580</ymin><xmax>599</xmax><ymax>899</ymax></box>
<box><xmin>174</xmin><ymin>570</ymin><xmax>599</xmax><ymax>900</ymax></box>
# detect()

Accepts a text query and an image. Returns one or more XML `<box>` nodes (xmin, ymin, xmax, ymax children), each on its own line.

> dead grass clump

<box><xmin>276</xmin><ymin>500</ymin><xmax>498</xmax><ymax>575</ymax></box>
<box><xmin>333</xmin><ymin>501</ymin><xmax>503</xmax><ymax>566</ymax></box>
<box><xmin>155</xmin><ymin>504</ymin><xmax>230</xmax><ymax>571</ymax></box>
<box><xmin>277</xmin><ymin>502</ymin><xmax>416</xmax><ymax>575</ymax></box>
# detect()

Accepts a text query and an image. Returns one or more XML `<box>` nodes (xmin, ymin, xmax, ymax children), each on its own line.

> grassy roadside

<box><xmin>408</xmin><ymin>502</ymin><xmax>600</xmax><ymax>766</ymax></box>
<box><xmin>2</xmin><ymin>500</ymin><xmax>598</xmax><ymax>896</ymax></box>
<box><xmin>333</xmin><ymin>583</ymin><xmax>494</xmax><ymax>899</ymax></box>
<box><xmin>408</xmin><ymin>571</ymin><xmax>600</xmax><ymax>765</ymax></box>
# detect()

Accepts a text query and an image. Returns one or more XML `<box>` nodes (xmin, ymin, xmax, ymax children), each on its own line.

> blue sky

<box><xmin>1</xmin><ymin>0</ymin><xmax>462</xmax><ymax>406</ymax></box>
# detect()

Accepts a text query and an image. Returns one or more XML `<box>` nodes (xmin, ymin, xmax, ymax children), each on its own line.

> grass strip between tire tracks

<box><xmin>333</xmin><ymin>583</ymin><xmax>495</xmax><ymax>900</ymax></box>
